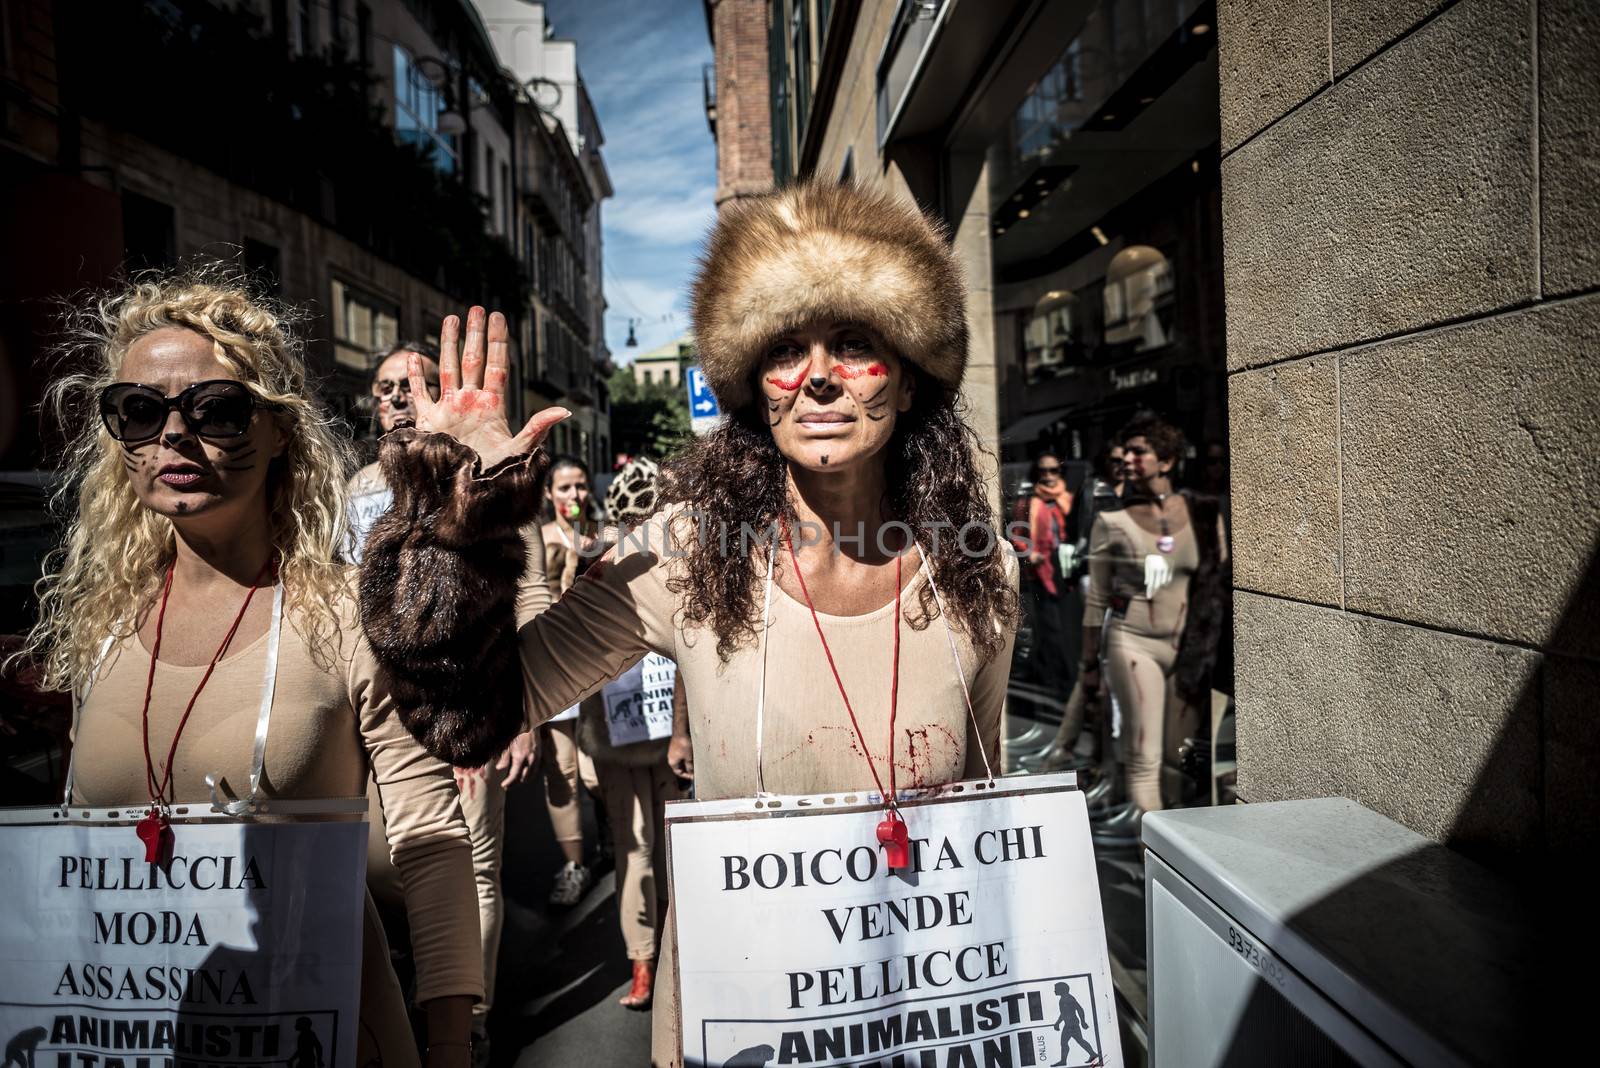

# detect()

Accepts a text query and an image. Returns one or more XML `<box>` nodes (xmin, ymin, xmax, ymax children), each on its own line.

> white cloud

<box><xmin>607</xmin><ymin>187</ymin><xmax>716</xmax><ymax>246</ymax></box>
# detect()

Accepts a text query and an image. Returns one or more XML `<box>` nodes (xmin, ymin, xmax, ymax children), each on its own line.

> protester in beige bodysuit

<box><xmin>577</xmin><ymin>455</ymin><xmax>683</xmax><ymax>1011</ymax></box>
<box><xmin>347</xmin><ymin>341</ymin><xmax>541</xmax><ymax>1062</ymax></box>
<box><xmin>1081</xmin><ymin>413</ymin><xmax>1228</xmax><ymax>825</ymax></box>
<box><xmin>536</xmin><ymin>455</ymin><xmax>603</xmax><ymax>907</ymax></box>
<box><xmin>360</xmin><ymin>182</ymin><xmax>1021</xmax><ymax>1067</ymax></box>
<box><xmin>19</xmin><ymin>273</ymin><xmax>563</xmax><ymax>1068</ymax></box>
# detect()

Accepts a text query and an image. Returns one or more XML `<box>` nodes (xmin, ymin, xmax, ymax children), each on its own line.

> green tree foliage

<box><xmin>607</xmin><ymin>367</ymin><xmax>692</xmax><ymax>460</ymax></box>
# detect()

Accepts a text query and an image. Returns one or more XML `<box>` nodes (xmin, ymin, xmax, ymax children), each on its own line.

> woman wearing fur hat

<box><xmin>374</xmin><ymin>181</ymin><xmax>1020</xmax><ymax>1065</ymax></box>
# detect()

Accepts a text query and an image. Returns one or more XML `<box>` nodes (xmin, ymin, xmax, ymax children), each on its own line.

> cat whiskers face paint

<box><xmin>861</xmin><ymin>382</ymin><xmax>891</xmax><ymax>422</ymax></box>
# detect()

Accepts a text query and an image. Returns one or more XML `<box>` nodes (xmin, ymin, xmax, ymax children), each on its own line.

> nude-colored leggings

<box><xmin>1104</xmin><ymin>625</ymin><xmax>1198</xmax><ymax>812</ymax></box>
<box><xmin>541</xmin><ymin>719</ymin><xmax>599</xmax><ymax>844</ymax></box>
<box><xmin>598</xmin><ymin>759</ymin><xmax>682</xmax><ymax>960</ymax></box>
<box><xmin>366</xmin><ymin>772</ymin><xmax>504</xmax><ymax>1021</ymax></box>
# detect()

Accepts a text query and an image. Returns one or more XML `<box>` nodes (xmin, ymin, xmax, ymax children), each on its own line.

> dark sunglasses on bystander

<box><xmin>99</xmin><ymin>379</ymin><xmax>268</xmax><ymax>442</ymax></box>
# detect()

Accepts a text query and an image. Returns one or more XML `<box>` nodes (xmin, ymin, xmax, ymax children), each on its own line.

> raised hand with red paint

<box><xmin>408</xmin><ymin>306</ymin><xmax>570</xmax><ymax>470</ymax></box>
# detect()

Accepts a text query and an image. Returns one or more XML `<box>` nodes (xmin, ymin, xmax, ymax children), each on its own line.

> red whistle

<box><xmin>876</xmin><ymin>816</ymin><xmax>910</xmax><ymax>870</ymax></box>
<box><xmin>136</xmin><ymin>809</ymin><xmax>172</xmax><ymax>865</ymax></box>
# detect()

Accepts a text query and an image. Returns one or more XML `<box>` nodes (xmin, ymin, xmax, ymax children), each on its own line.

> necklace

<box><xmin>781</xmin><ymin>523</ymin><xmax>911</xmax><ymax>869</ymax></box>
<box><xmin>1153</xmin><ymin>491</ymin><xmax>1176</xmax><ymax>554</ymax></box>
<box><xmin>136</xmin><ymin>559</ymin><xmax>273</xmax><ymax>864</ymax></box>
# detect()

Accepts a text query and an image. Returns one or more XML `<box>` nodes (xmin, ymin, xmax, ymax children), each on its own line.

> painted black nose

<box><xmin>809</xmin><ymin>374</ymin><xmax>828</xmax><ymax>389</ymax></box>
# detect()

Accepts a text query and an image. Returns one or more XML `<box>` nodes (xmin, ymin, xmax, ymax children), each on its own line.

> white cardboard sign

<box><xmin>0</xmin><ymin>812</ymin><xmax>367</xmax><ymax>1068</ymax></box>
<box><xmin>602</xmin><ymin>653</ymin><xmax>677</xmax><ymax>748</ymax></box>
<box><xmin>344</xmin><ymin>487</ymin><xmax>394</xmax><ymax>564</ymax></box>
<box><xmin>667</xmin><ymin>774</ymin><xmax>1121</xmax><ymax>1068</ymax></box>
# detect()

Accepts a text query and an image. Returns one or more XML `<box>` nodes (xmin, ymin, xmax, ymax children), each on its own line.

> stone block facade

<box><xmin>1220</xmin><ymin>0</ymin><xmax>1600</xmax><ymax>860</ymax></box>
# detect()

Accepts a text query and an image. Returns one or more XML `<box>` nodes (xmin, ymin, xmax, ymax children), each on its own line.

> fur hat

<box><xmin>691</xmin><ymin>181</ymin><xmax>968</xmax><ymax>412</ymax></box>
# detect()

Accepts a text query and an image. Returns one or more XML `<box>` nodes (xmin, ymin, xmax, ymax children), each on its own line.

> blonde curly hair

<box><xmin>23</xmin><ymin>266</ymin><xmax>357</xmax><ymax>692</ymax></box>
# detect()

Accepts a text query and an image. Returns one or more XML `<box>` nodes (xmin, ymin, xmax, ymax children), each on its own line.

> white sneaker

<box><xmin>548</xmin><ymin>861</ymin><xmax>591</xmax><ymax>907</ymax></box>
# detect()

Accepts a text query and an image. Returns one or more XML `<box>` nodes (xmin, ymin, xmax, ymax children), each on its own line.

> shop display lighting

<box><xmin>989</xmin><ymin>162</ymin><xmax>1076</xmax><ymax>234</ymax></box>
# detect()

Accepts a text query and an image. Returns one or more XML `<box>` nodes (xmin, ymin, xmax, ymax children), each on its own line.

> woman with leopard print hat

<box><xmin>367</xmin><ymin>180</ymin><xmax>1020</xmax><ymax>1065</ymax></box>
<box><xmin>573</xmin><ymin>455</ymin><xmax>681</xmax><ymax>1011</ymax></box>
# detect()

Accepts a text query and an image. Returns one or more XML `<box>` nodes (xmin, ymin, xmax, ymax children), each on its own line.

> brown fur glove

<box><xmin>358</xmin><ymin>428</ymin><xmax>549</xmax><ymax>766</ymax></box>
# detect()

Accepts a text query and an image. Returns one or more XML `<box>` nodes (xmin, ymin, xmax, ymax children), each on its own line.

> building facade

<box><xmin>715</xmin><ymin>0</ymin><xmax>1599</xmax><ymax>1052</ymax></box>
<box><xmin>476</xmin><ymin>0</ymin><xmax>614</xmax><ymax>471</ymax></box>
<box><xmin>630</xmin><ymin>334</ymin><xmax>695</xmax><ymax>389</ymax></box>
<box><xmin>0</xmin><ymin>0</ymin><xmax>537</xmax><ymax>457</ymax></box>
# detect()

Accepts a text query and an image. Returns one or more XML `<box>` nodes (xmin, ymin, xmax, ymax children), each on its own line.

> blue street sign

<box><xmin>686</xmin><ymin>366</ymin><xmax>719</xmax><ymax>417</ymax></box>
<box><xmin>686</xmin><ymin>366</ymin><xmax>723</xmax><ymax>434</ymax></box>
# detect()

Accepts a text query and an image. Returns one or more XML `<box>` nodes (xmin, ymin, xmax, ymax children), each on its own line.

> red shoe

<box><xmin>619</xmin><ymin>959</ymin><xmax>654</xmax><ymax>1010</ymax></box>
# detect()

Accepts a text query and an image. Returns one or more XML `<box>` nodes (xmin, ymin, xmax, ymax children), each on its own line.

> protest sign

<box><xmin>344</xmin><ymin>487</ymin><xmax>393</xmax><ymax>564</ymax></box>
<box><xmin>602</xmin><ymin>652</ymin><xmax>677</xmax><ymax>748</ymax></box>
<box><xmin>667</xmin><ymin>774</ymin><xmax>1120</xmax><ymax>1068</ymax></box>
<box><xmin>0</xmin><ymin>810</ymin><xmax>366</xmax><ymax>1068</ymax></box>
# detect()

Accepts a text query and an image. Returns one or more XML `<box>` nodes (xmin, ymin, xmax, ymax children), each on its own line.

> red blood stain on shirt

<box><xmin>893</xmin><ymin>724</ymin><xmax>960</xmax><ymax>787</ymax></box>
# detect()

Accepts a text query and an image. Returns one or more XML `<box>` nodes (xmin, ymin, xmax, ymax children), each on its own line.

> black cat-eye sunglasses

<box><xmin>99</xmin><ymin>380</ymin><xmax>271</xmax><ymax>442</ymax></box>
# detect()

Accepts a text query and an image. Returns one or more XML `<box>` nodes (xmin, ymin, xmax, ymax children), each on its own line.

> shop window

<box><xmin>1102</xmin><ymin>245</ymin><xmax>1174</xmax><ymax>350</ymax></box>
<box><xmin>394</xmin><ymin>45</ymin><xmax>458</xmax><ymax>174</ymax></box>
<box><xmin>769</xmin><ymin>3</ymin><xmax>792</xmax><ymax>184</ymax></box>
<box><xmin>791</xmin><ymin>1</ymin><xmax>812</xmax><ymax>136</ymax></box>
<box><xmin>243</xmin><ymin>239</ymin><xmax>281</xmax><ymax>294</ymax></box>
<box><xmin>331</xmin><ymin>278</ymin><xmax>398</xmax><ymax>371</ymax></box>
<box><xmin>875</xmin><ymin>0</ymin><xmax>946</xmax><ymax>146</ymax></box>
<box><xmin>121</xmin><ymin>191</ymin><xmax>176</xmax><ymax>274</ymax></box>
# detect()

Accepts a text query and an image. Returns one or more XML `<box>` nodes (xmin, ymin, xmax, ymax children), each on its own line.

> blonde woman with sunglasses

<box><xmin>21</xmin><ymin>269</ymin><xmax>565</xmax><ymax>1068</ymax></box>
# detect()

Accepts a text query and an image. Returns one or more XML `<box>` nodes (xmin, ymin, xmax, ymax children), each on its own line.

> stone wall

<box><xmin>1219</xmin><ymin>0</ymin><xmax>1599</xmax><ymax>858</ymax></box>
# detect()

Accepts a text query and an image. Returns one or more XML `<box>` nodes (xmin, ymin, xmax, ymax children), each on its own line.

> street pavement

<box><xmin>489</xmin><ymin>776</ymin><xmax>653</xmax><ymax>1067</ymax></box>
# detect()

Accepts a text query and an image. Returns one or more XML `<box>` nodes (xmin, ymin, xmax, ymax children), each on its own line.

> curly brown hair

<box><xmin>661</xmin><ymin>372</ymin><xmax>1019</xmax><ymax>663</ymax></box>
<box><xmin>1118</xmin><ymin>410</ymin><xmax>1185</xmax><ymax>462</ymax></box>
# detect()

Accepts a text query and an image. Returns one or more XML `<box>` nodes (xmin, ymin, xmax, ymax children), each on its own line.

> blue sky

<box><xmin>542</xmin><ymin>0</ymin><xmax>716</xmax><ymax>360</ymax></box>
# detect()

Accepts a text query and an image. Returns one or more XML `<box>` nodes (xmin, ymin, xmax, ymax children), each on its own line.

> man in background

<box><xmin>350</xmin><ymin>341</ymin><xmax>536</xmax><ymax>1066</ymax></box>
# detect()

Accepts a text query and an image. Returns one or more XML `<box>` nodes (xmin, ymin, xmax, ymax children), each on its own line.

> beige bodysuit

<box><xmin>70</xmin><ymin>585</ymin><xmax>481</xmax><ymax>1068</ymax></box>
<box><xmin>511</xmin><ymin>510</ymin><xmax>1016</xmax><ymax>1065</ymax></box>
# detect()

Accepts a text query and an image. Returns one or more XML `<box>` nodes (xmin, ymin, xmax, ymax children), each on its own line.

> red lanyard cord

<box><xmin>781</xmin><ymin>523</ymin><xmax>903</xmax><ymax>818</ymax></box>
<box><xmin>141</xmin><ymin>559</ymin><xmax>273</xmax><ymax>808</ymax></box>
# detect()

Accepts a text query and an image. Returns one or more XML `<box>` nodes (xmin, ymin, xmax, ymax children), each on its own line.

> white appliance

<box><xmin>1142</xmin><ymin>798</ymin><xmax>1533</xmax><ymax>1066</ymax></box>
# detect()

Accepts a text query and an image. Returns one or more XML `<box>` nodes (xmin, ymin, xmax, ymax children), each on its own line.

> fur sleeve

<box><xmin>358</xmin><ymin>428</ymin><xmax>550</xmax><ymax>766</ymax></box>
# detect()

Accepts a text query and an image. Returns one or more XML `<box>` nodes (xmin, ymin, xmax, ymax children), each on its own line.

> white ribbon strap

<box><xmin>918</xmin><ymin>544</ymin><xmax>996</xmax><ymax>786</ymax></box>
<box><xmin>208</xmin><ymin>580</ymin><xmax>283</xmax><ymax>815</ymax></box>
<box><xmin>753</xmin><ymin>537</ymin><xmax>777</xmax><ymax>798</ymax></box>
